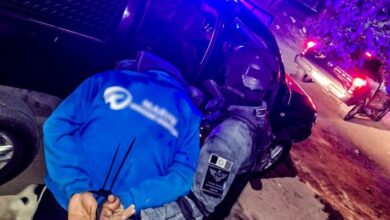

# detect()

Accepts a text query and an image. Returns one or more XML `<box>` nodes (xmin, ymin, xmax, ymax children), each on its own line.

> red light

<box><xmin>365</xmin><ymin>52</ymin><xmax>372</xmax><ymax>58</ymax></box>
<box><xmin>348</xmin><ymin>77</ymin><xmax>367</xmax><ymax>94</ymax></box>
<box><xmin>307</xmin><ymin>41</ymin><xmax>316</xmax><ymax>49</ymax></box>
<box><xmin>352</xmin><ymin>77</ymin><xmax>367</xmax><ymax>87</ymax></box>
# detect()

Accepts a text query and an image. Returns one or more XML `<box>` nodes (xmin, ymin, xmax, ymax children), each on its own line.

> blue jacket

<box><xmin>43</xmin><ymin>68</ymin><xmax>202</xmax><ymax>211</ymax></box>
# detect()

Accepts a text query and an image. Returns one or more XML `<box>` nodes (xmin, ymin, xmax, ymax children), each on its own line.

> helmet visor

<box><xmin>242</xmin><ymin>64</ymin><xmax>264</xmax><ymax>90</ymax></box>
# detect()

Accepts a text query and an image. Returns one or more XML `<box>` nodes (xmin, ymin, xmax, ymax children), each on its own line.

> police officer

<box><xmin>139</xmin><ymin>43</ymin><xmax>280</xmax><ymax>220</ymax></box>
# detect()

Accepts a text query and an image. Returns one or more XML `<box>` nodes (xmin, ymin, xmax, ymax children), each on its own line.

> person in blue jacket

<box><xmin>32</xmin><ymin>51</ymin><xmax>202</xmax><ymax>220</ymax></box>
<box><xmin>100</xmin><ymin>44</ymin><xmax>279</xmax><ymax>220</ymax></box>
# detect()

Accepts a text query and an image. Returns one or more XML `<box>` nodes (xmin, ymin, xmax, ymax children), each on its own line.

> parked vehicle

<box><xmin>295</xmin><ymin>41</ymin><xmax>387</xmax><ymax>120</ymax></box>
<box><xmin>0</xmin><ymin>0</ymin><xmax>316</xmax><ymax>200</ymax></box>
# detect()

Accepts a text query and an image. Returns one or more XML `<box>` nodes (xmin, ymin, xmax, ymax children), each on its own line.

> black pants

<box><xmin>33</xmin><ymin>186</ymin><xmax>67</xmax><ymax>220</ymax></box>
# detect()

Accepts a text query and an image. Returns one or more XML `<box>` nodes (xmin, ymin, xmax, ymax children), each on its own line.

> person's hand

<box><xmin>100</xmin><ymin>195</ymin><xmax>121</xmax><ymax>218</ymax></box>
<box><xmin>99</xmin><ymin>195</ymin><xmax>135</xmax><ymax>220</ymax></box>
<box><xmin>102</xmin><ymin>204</ymin><xmax>135</xmax><ymax>220</ymax></box>
<box><xmin>68</xmin><ymin>192</ymin><xmax>98</xmax><ymax>220</ymax></box>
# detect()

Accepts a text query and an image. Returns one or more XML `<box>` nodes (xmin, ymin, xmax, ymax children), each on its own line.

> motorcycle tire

<box><xmin>373</xmin><ymin>105</ymin><xmax>390</xmax><ymax>122</ymax></box>
<box><xmin>344</xmin><ymin>100</ymin><xmax>365</xmax><ymax>121</ymax></box>
<box><xmin>0</xmin><ymin>91</ymin><xmax>40</xmax><ymax>185</ymax></box>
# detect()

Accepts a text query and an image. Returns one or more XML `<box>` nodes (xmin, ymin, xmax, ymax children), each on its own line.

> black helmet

<box><xmin>224</xmin><ymin>44</ymin><xmax>280</xmax><ymax>106</ymax></box>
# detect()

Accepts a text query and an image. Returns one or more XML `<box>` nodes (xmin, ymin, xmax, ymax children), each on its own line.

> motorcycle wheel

<box><xmin>344</xmin><ymin>99</ymin><xmax>365</xmax><ymax>121</ymax></box>
<box><xmin>373</xmin><ymin>103</ymin><xmax>390</xmax><ymax>122</ymax></box>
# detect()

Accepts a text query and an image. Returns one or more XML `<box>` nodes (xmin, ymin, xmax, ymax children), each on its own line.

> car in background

<box><xmin>295</xmin><ymin>41</ymin><xmax>388</xmax><ymax>120</ymax></box>
<box><xmin>0</xmin><ymin>2</ymin><xmax>317</xmax><ymax>213</ymax></box>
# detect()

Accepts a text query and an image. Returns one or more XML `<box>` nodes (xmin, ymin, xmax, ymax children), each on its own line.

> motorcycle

<box><xmin>344</xmin><ymin>81</ymin><xmax>390</xmax><ymax>121</ymax></box>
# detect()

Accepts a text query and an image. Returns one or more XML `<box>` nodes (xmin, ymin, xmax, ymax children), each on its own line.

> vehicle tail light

<box><xmin>365</xmin><ymin>51</ymin><xmax>372</xmax><ymax>58</ymax></box>
<box><xmin>306</xmin><ymin>41</ymin><xmax>317</xmax><ymax>50</ymax></box>
<box><xmin>348</xmin><ymin>77</ymin><xmax>367</xmax><ymax>94</ymax></box>
<box><xmin>352</xmin><ymin>77</ymin><xmax>367</xmax><ymax>87</ymax></box>
<box><xmin>302</xmin><ymin>40</ymin><xmax>317</xmax><ymax>54</ymax></box>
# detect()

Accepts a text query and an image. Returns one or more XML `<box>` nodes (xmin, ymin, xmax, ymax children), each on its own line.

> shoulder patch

<box><xmin>202</xmin><ymin>154</ymin><xmax>233</xmax><ymax>198</ymax></box>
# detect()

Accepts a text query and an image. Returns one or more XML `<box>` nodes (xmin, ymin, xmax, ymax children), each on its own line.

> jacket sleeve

<box><xmin>191</xmin><ymin>119</ymin><xmax>253</xmax><ymax>213</ymax></box>
<box><xmin>43</xmin><ymin>74</ymin><xmax>101</xmax><ymax>201</ymax></box>
<box><xmin>139</xmin><ymin>119</ymin><xmax>254</xmax><ymax>219</ymax></box>
<box><xmin>119</xmin><ymin>112</ymin><xmax>201</xmax><ymax>211</ymax></box>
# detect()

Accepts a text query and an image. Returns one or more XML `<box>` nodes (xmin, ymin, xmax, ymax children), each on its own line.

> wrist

<box><xmin>65</xmin><ymin>183</ymin><xmax>91</xmax><ymax>201</ymax></box>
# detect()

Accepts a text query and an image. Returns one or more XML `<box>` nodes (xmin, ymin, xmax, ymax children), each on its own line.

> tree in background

<box><xmin>305</xmin><ymin>0</ymin><xmax>389</xmax><ymax>80</ymax></box>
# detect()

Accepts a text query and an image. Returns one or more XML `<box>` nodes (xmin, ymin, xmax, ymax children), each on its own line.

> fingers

<box><xmin>100</xmin><ymin>209</ymin><xmax>113</xmax><ymax>220</ymax></box>
<box><xmin>102</xmin><ymin>207</ymin><xmax>114</xmax><ymax>216</ymax></box>
<box><xmin>101</xmin><ymin>195</ymin><xmax>121</xmax><ymax>216</ymax></box>
<box><xmin>79</xmin><ymin>192</ymin><xmax>97</xmax><ymax>220</ymax></box>
<box><xmin>107</xmin><ymin>195</ymin><xmax>117</xmax><ymax>203</ymax></box>
<box><xmin>68</xmin><ymin>192</ymin><xmax>99</xmax><ymax>220</ymax></box>
<box><xmin>99</xmin><ymin>195</ymin><xmax>124</xmax><ymax>220</ymax></box>
<box><xmin>102</xmin><ymin>204</ymin><xmax>135</xmax><ymax>220</ymax></box>
<box><xmin>89</xmin><ymin>202</ymin><xmax>97</xmax><ymax>220</ymax></box>
<box><xmin>119</xmin><ymin>204</ymin><xmax>136</xmax><ymax>220</ymax></box>
<box><xmin>68</xmin><ymin>215</ymin><xmax>91</xmax><ymax>220</ymax></box>
<box><xmin>105</xmin><ymin>195</ymin><xmax>121</xmax><ymax>208</ymax></box>
<box><xmin>68</xmin><ymin>194</ymin><xmax>84</xmax><ymax>220</ymax></box>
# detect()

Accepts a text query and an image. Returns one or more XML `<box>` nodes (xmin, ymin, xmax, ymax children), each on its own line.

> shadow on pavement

<box><xmin>345</xmin><ymin>114</ymin><xmax>390</xmax><ymax>131</ymax></box>
<box><xmin>248</xmin><ymin>155</ymin><xmax>344</xmax><ymax>220</ymax></box>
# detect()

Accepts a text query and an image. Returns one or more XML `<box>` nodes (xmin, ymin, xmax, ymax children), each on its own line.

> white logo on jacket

<box><xmin>104</xmin><ymin>86</ymin><xmax>179</xmax><ymax>137</ymax></box>
<box><xmin>104</xmin><ymin>86</ymin><xmax>133</xmax><ymax>110</ymax></box>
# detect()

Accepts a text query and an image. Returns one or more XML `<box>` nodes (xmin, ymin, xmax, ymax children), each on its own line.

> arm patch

<box><xmin>202</xmin><ymin>154</ymin><xmax>233</xmax><ymax>198</ymax></box>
